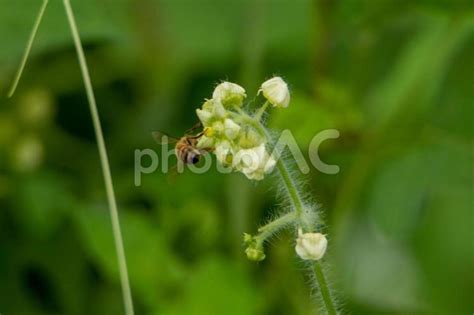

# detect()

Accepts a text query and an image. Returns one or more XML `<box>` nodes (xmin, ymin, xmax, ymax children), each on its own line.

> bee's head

<box><xmin>186</xmin><ymin>152</ymin><xmax>200</xmax><ymax>164</ymax></box>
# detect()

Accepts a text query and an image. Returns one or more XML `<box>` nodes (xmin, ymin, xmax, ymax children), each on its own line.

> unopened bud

<box><xmin>295</xmin><ymin>228</ymin><xmax>327</xmax><ymax>260</ymax></box>
<box><xmin>260</xmin><ymin>77</ymin><xmax>290</xmax><ymax>108</ymax></box>
<box><xmin>196</xmin><ymin>109</ymin><xmax>213</xmax><ymax>126</ymax></box>
<box><xmin>245</xmin><ymin>247</ymin><xmax>266</xmax><ymax>262</ymax></box>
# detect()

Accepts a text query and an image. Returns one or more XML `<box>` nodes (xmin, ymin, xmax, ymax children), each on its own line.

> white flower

<box><xmin>213</xmin><ymin>100</ymin><xmax>226</xmax><ymax>118</ymax></box>
<box><xmin>211</xmin><ymin>120</ymin><xmax>224</xmax><ymax>136</ymax></box>
<box><xmin>260</xmin><ymin>76</ymin><xmax>290</xmax><ymax>108</ymax></box>
<box><xmin>224</xmin><ymin>118</ymin><xmax>241</xmax><ymax>140</ymax></box>
<box><xmin>238</xmin><ymin>128</ymin><xmax>265</xmax><ymax>148</ymax></box>
<box><xmin>196</xmin><ymin>109</ymin><xmax>213</xmax><ymax>127</ymax></box>
<box><xmin>214</xmin><ymin>140</ymin><xmax>234</xmax><ymax>166</ymax></box>
<box><xmin>202</xmin><ymin>99</ymin><xmax>214</xmax><ymax>111</ymax></box>
<box><xmin>213</xmin><ymin>82</ymin><xmax>246</xmax><ymax>108</ymax></box>
<box><xmin>233</xmin><ymin>144</ymin><xmax>276</xmax><ymax>180</ymax></box>
<box><xmin>196</xmin><ymin>135</ymin><xmax>214</xmax><ymax>149</ymax></box>
<box><xmin>196</xmin><ymin>99</ymin><xmax>226</xmax><ymax>127</ymax></box>
<box><xmin>295</xmin><ymin>228</ymin><xmax>327</xmax><ymax>260</ymax></box>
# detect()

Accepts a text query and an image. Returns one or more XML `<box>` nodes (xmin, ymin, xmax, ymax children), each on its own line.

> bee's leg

<box><xmin>188</xmin><ymin>130</ymin><xmax>206</xmax><ymax>140</ymax></box>
<box><xmin>201</xmin><ymin>147</ymin><xmax>214</xmax><ymax>153</ymax></box>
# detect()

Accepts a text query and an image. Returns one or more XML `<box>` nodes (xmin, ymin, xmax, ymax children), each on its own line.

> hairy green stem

<box><xmin>247</xmin><ymin>116</ymin><xmax>305</xmax><ymax>217</ymax></box>
<box><xmin>275</xmin><ymin>162</ymin><xmax>305</xmax><ymax>217</ymax></box>
<box><xmin>7</xmin><ymin>0</ymin><xmax>49</xmax><ymax>98</ymax></box>
<box><xmin>62</xmin><ymin>1</ymin><xmax>134</xmax><ymax>314</ymax></box>
<box><xmin>253</xmin><ymin>100</ymin><xmax>270</xmax><ymax>121</ymax></box>
<box><xmin>255</xmin><ymin>212</ymin><xmax>296</xmax><ymax>244</ymax></box>
<box><xmin>251</xmin><ymin>116</ymin><xmax>338</xmax><ymax>315</ymax></box>
<box><xmin>313</xmin><ymin>261</ymin><xmax>337</xmax><ymax>315</ymax></box>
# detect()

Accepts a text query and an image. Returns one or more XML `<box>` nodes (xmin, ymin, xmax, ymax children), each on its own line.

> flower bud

<box><xmin>224</xmin><ymin>118</ymin><xmax>241</xmax><ymax>140</ymax></box>
<box><xmin>245</xmin><ymin>247</ymin><xmax>266</xmax><ymax>262</ymax></box>
<box><xmin>260</xmin><ymin>77</ymin><xmax>290</xmax><ymax>108</ymax></box>
<box><xmin>196</xmin><ymin>135</ymin><xmax>214</xmax><ymax>149</ymax></box>
<box><xmin>243</xmin><ymin>233</ymin><xmax>253</xmax><ymax>243</ymax></box>
<box><xmin>295</xmin><ymin>228</ymin><xmax>327</xmax><ymax>260</ymax></box>
<box><xmin>202</xmin><ymin>99</ymin><xmax>214</xmax><ymax>111</ymax></box>
<box><xmin>196</xmin><ymin>109</ymin><xmax>213</xmax><ymax>127</ymax></box>
<box><xmin>198</xmin><ymin>98</ymin><xmax>225</xmax><ymax>121</ymax></box>
<box><xmin>213</xmin><ymin>100</ymin><xmax>226</xmax><ymax>118</ymax></box>
<box><xmin>214</xmin><ymin>140</ymin><xmax>234</xmax><ymax>166</ymax></box>
<box><xmin>212</xmin><ymin>82</ymin><xmax>246</xmax><ymax>108</ymax></box>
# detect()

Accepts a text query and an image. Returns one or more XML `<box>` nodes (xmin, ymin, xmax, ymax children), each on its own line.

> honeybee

<box><xmin>152</xmin><ymin>124</ymin><xmax>209</xmax><ymax>165</ymax></box>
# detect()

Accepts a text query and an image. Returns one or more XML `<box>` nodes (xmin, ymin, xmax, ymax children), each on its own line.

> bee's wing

<box><xmin>152</xmin><ymin>131</ymin><xmax>178</xmax><ymax>144</ymax></box>
<box><xmin>185</xmin><ymin>121</ymin><xmax>202</xmax><ymax>135</ymax></box>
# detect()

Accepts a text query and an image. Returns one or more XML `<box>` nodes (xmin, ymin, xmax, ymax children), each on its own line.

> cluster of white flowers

<box><xmin>195</xmin><ymin>77</ymin><xmax>329</xmax><ymax>263</ymax></box>
<box><xmin>195</xmin><ymin>77</ymin><xmax>290</xmax><ymax>181</ymax></box>
<box><xmin>193</xmin><ymin>77</ymin><xmax>332</xmax><ymax>307</ymax></box>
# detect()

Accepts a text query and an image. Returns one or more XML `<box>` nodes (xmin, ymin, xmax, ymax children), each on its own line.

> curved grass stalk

<box><xmin>7</xmin><ymin>0</ymin><xmax>49</xmax><ymax>98</ymax></box>
<box><xmin>7</xmin><ymin>1</ymin><xmax>135</xmax><ymax>314</ymax></box>
<box><xmin>63</xmin><ymin>1</ymin><xmax>134</xmax><ymax>314</ymax></box>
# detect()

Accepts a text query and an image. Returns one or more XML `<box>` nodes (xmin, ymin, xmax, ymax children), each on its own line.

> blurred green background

<box><xmin>0</xmin><ymin>0</ymin><xmax>473</xmax><ymax>314</ymax></box>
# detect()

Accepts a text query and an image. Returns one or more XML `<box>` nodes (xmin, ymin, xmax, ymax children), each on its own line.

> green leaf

<box><xmin>74</xmin><ymin>206</ymin><xmax>184</xmax><ymax>308</ymax></box>
<box><xmin>366</xmin><ymin>15</ymin><xmax>474</xmax><ymax>127</ymax></box>
<box><xmin>13</xmin><ymin>172</ymin><xmax>73</xmax><ymax>238</ymax></box>
<box><xmin>163</xmin><ymin>257</ymin><xmax>258</xmax><ymax>315</ymax></box>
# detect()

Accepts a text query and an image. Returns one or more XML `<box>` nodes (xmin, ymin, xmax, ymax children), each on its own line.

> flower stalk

<box><xmin>195</xmin><ymin>78</ymin><xmax>339</xmax><ymax>314</ymax></box>
<box><xmin>313</xmin><ymin>261</ymin><xmax>337</xmax><ymax>315</ymax></box>
<box><xmin>253</xmin><ymin>116</ymin><xmax>338</xmax><ymax>315</ymax></box>
<box><xmin>255</xmin><ymin>212</ymin><xmax>296</xmax><ymax>244</ymax></box>
<box><xmin>253</xmin><ymin>100</ymin><xmax>270</xmax><ymax>121</ymax></box>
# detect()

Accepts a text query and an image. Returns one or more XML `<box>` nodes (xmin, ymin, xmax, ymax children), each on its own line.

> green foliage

<box><xmin>0</xmin><ymin>0</ymin><xmax>473</xmax><ymax>314</ymax></box>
